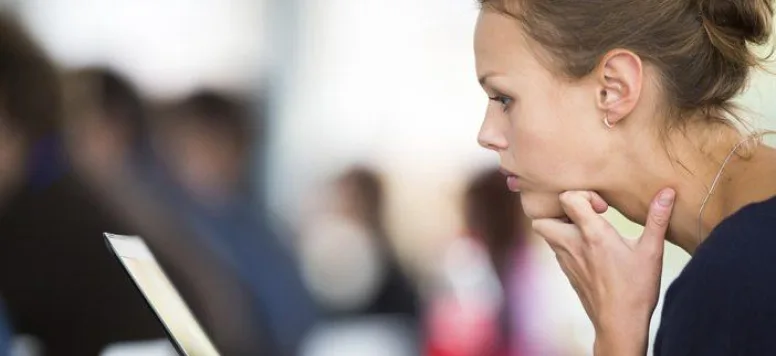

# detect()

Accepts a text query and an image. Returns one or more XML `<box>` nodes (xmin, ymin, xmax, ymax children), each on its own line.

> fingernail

<box><xmin>658</xmin><ymin>189</ymin><xmax>675</xmax><ymax>207</ymax></box>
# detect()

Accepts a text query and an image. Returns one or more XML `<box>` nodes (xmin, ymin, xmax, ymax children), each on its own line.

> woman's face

<box><xmin>474</xmin><ymin>10</ymin><xmax>615</xmax><ymax>220</ymax></box>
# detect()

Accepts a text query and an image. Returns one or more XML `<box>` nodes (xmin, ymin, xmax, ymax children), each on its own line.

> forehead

<box><xmin>474</xmin><ymin>10</ymin><xmax>541</xmax><ymax>78</ymax></box>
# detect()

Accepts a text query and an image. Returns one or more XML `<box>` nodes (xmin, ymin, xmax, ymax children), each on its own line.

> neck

<box><xmin>601</xmin><ymin>126</ymin><xmax>776</xmax><ymax>255</ymax></box>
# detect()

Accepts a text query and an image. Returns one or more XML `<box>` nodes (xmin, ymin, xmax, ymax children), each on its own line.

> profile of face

<box><xmin>474</xmin><ymin>9</ymin><xmax>646</xmax><ymax>220</ymax></box>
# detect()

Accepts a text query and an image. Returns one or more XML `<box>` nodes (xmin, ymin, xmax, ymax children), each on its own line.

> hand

<box><xmin>532</xmin><ymin>189</ymin><xmax>675</xmax><ymax>355</ymax></box>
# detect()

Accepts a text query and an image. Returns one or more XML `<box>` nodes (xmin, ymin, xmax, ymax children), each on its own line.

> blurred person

<box><xmin>0</xmin><ymin>17</ymin><xmax>169</xmax><ymax>355</ymax></box>
<box><xmin>64</xmin><ymin>68</ymin><xmax>289</xmax><ymax>355</ymax></box>
<box><xmin>151</xmin><ymin>90</ymin><xmax>254</xmax><ymax>208</ymax></box>
<box><xmin>299</xmin><ymin>166</ymin><xmax>420</xmax><ymax>319</ymax></box>
<box><xmin>62</xmin><ymin>78</ymin><xmax>306</xmax><ymax>355</ymax></box>
<box><xmin>0</xmin><ymin>12</ymin><xmax>56</xmax><ymax>207</ymax></box>
<box><xmin>423</xmin><ymin>233</ymin><xmax>503</xmax><ymax>356</ymax></box>
<box><xmin>425</xmin><ymin>168</ymin><xmax>533</xmax><ymax>356</ymax></box>
<box><xmin>142</xmin><ymin>89</ymin><xmax>318</xmax><ymax>355</ymax></box>
<box><xmin>62</xmin><ymin>67</ymin><xmax>149</xmax><ymax>182</ymax></box>
<box><xmin>298</xmin><ymin>167</ymin><xmax>420</xmax><ymax>355</ymax></box>
<box><xmin>462</xmin><ymin>169</ymin><xmax>588</xmax><ymax>355</ymax></box>
<box><xmin>462</xmin><ymin>168</ymin><xmax>529</xmax><ymax>281</ymax></box>
<box><xmin>462</xmin><ymin>168</ymin><xmax>525</xmax><ymax>356</ymax></box>
<box><xmin>474</xmin><ymin>1</ymin><xmax>776</xmax><ymax>355</ymax></box>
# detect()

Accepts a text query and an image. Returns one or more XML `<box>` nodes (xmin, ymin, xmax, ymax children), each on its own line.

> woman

<box><xmin>473</xmin><ymin>0</ymin><xmax>776</xmax><ymax>355</ymax></box>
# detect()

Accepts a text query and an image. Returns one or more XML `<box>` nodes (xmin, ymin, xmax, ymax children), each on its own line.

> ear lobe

<box><xmin>595</xmin><ymin>50</ymin><xmax>643</xmax><ymax>126</ymax></box>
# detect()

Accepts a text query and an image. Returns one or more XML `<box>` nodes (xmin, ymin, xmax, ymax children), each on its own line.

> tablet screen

<box><xmin>105</xmin><ymin>233</ymin><xmax>220</xmax><ymax>356</ymax></box>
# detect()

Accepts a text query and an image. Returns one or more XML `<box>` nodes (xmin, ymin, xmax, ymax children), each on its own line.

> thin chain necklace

<box><xmin>697</xmin><ymin>131</ymin><xmax>775</xmax><ymax>241</ymax></box>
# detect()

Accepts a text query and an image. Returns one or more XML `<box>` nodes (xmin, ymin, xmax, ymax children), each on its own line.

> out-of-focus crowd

<box><xmin>0</xmin><ymin>9</ymin><xmax>596</xmax><ymax>356</ymax></box>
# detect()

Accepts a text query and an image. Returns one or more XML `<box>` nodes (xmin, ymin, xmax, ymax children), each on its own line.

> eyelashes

<box><xmin>489</xmin><ymin>95</ymin><xmax>513</xmax><ymax>111</ymax></box>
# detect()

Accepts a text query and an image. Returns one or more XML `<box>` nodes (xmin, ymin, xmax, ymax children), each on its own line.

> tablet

<box><xmin>105</xmin><ymin>233</ymin><xmax>220</xmax><ymax>356</ymax></box>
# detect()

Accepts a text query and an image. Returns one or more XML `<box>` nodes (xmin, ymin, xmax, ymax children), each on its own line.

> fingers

<box><xmin>639</xmin><ymin>188</ymin><xmax>675</xmax><ymax>254</ymax></box>
<box><xmin>559</xmin><ymin>191</ymin><xmax>614</xmax><ymax>240</ymax></box>
<box><xmin>589</xmin><ymin>191</ymin><xmax>610</xmax><ymax>214</ymax></box>
<box><xmin>533</xmin><ymin>218</ymin><xmax>581</xmax><ymax>250</ymax></box>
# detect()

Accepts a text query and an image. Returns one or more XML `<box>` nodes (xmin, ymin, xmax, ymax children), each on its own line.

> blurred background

<box><xmin>0</xmin><ymin>0</ymin><xmax>772</xmax><ymax>355</ymax></box>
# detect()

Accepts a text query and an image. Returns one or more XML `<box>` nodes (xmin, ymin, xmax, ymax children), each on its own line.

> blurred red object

<box><xmin>424</xmin><ymin>297</ymin><xmax>504</xmax><ymax>356</ymax></box>
<box><xmin>423</xmin><ymin>236</ymin><xmax>510</xmax><ymax>356</ymax></box>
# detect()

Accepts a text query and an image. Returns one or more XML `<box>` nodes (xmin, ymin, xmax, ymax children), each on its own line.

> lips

<box><xmin>506</xmin><ymin>175</ymin><xmax>520</xmax><ymax>192</ymax></box>
<box><xmin>500</xmin><ymin>167</ymin><xmax>521</xmax><ymax>192</ymax></box>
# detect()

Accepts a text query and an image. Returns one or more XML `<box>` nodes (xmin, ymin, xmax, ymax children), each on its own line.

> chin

<box><xmin>519</xmin><ymin>190</ymin><xmax>565</xmax><ymax>220</ymax></box>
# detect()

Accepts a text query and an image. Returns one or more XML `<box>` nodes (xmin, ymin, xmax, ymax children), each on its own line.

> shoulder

<box><xmin>691</xmin><ymin>195</ymin><xmax>776</xmax><ymax>278</ymax></box>
<box><xmin>669</xmin><ymin>195</ymin><xmax>776</xmax><ymax>304</ymax></box>
<box><xmin>655</xmin><ymin>196</ymin><xmax>776</xmax><ymax>354</ymax></box>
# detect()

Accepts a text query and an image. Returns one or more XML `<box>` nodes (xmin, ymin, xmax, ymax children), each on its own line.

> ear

<box><xmin>595</xmin><ymin>49</ymin><xmax>643</xmax><ymax>126</ymax></box>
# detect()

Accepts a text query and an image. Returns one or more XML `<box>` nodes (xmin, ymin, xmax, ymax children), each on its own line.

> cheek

<box><xmin>507</xmin><ymin>105</ymin><xmax>573</xmax><ymax>185</ymax></box>
<box><xmin>506</xmin><ymin>94</ymin><xmax>604</xmax><ymax>190</ymax></box>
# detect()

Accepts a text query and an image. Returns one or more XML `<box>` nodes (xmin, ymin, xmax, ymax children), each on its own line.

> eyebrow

<box><xmin>477</xmin><ymin>71</ymin><xmax>499</xmax><ymax>88</ymax></box>
<box><xmin>478</xmin><ymin>74</ymin><xmax>490</xmax><ymax>87</ymax></box>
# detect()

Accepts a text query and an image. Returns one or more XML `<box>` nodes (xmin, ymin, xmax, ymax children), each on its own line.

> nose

<box><xmin>477</xmin><ymin>112</ymin><xmax>508</xmax><ymax>152</ymax></box>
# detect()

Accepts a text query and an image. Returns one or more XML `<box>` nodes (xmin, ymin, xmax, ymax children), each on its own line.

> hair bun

<box><xmin>699</xmin><ymin>0</ymin><xmax>773</xmax><ymax>45</ymax></box>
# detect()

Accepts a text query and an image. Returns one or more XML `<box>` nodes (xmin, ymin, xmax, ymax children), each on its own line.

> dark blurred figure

<box><xmin>152</xmin><ymin>90</ymin><xmax>254</xmax><ymax>207</ymax></box>
<box><xmin>63</xmin><ymin>75</ymin><xmax>270</xmax><ymax>355</ymax></box>
<box><xmin>63</xmin><ymin>66</ymin><xmax>148</xmax><ymax>181</ymax></box>
<box><xmin>0</xmin><ymin>20</ymin><xmax>168</xmax><ymax>355</ymax></box>
<box><xmin>145</xmin><ymin>89</ymin><xmax>318</xmax><ymax>355</ymax></box>
<box><xmin>0</xmin><ymin>13</ymin><xmax>56</xmax><ymax>202</ymax></box>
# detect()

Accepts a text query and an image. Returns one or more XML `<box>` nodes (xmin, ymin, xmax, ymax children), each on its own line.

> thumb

<box><xmin>639</xmin><ymin>188</ymin><xmax>675</xmax><ymax>253</ymax></box>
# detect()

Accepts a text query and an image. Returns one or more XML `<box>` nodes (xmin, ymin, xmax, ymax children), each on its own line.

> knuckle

<box><xmin>585</xmin><ymin>233</ymin><xmax>604</xmax><ymax>246</ymax></box>
<box><xmin>559</xmin><ymin>191</ymin><xmax>576</xmax><ymax>204</ymax></box>
<box><xmin>650</xmin><ymin>211</ymin><xmax>670</xmax><ymax>228</ymax></box>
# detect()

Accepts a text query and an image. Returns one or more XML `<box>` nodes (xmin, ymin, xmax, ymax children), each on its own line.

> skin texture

<box><xmin>474</xmin><ymin>9</ymin><xmax>776</xmax><ymax>355</ymax></box>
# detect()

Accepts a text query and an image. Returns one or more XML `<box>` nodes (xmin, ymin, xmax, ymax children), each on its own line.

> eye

<box><xmin>488</xmin><ymin>95</ymin><xmax>513</xmax><ymax>111</ymax></box>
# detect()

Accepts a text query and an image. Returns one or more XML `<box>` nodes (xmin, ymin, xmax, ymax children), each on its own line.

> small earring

<box><xmin>603</xmin><ymin>112</ymin><xmax>615</xmax><ymax>129</ymax></box>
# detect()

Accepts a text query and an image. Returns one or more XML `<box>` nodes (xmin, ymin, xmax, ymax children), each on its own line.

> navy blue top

<box><xmin>655</xmin><ymin>195</ymin><xmax>776</xmax><ymax>355</ymax></box>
